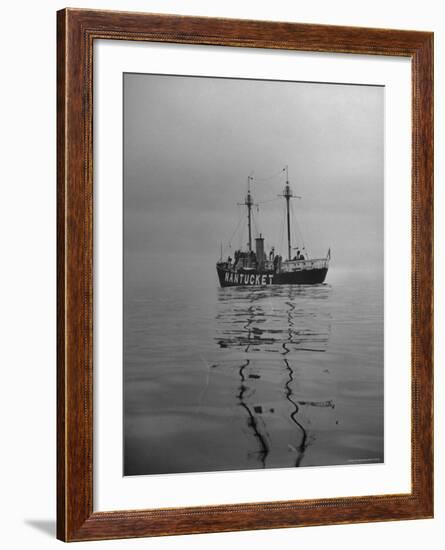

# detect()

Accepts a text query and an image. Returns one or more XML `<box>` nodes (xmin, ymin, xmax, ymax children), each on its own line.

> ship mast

<box><xmin>279</xmin><ymin>166</ymin><xmax>301</xmax><ymax>261</ymax></box>
<box><xmin>238</xmin><ymin>175</ymin><xmax>254</xmax><ymax>252</ymax></box>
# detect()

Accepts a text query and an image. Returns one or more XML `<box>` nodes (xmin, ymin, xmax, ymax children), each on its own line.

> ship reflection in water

<box><xmin>124</xmin><ymin>277</ymin><xmax>384</xmax><ymax>476</ymax></box>
<box><xmin>214</xmin><ymin>285</ymin><xmax>333</xmax><ymax>470</ymax></box>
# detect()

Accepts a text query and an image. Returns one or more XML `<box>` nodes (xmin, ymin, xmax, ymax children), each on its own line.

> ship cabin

<box><xmin>218</xmin><ymin>234</ymin><xmax>329</xmax><ymax>275</ymax></box>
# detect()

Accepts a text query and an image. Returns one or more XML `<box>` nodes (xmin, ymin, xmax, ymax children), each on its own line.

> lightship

<box><xmin>216</xmin><ymin>167</ymin><xmax>330</xmax><ymax>287</ymax></box>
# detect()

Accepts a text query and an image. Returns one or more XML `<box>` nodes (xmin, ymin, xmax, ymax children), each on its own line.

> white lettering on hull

<box><xmin>223</xmin><ymin>270</ymin><xmax>275</xmax><ymax>286</ymax></box>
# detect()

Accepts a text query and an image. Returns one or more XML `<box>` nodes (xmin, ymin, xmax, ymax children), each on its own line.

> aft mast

<box><xmin>279</xmin><ymin>166</ymin><xmax>300</xmax><ymax>260</ymax></box>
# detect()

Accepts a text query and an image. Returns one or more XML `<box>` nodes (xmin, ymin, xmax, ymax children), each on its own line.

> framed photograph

<box><xmin>57</xmin><ymin>8</ymin><xmax>433</xmax><ymax>542</ymax></box>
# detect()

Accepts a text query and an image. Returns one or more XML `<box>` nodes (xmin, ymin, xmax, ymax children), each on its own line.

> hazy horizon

<box><xmin>124</xmin><ymin>73</ymin><xmax>384</xmax><ymax>288</ymax></box>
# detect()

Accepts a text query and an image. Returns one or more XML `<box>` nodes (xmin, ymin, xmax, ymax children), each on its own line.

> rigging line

<box><xmin>253</xmin><ymin>167</ymin><xmax>286</xmax><ymax>182</ymax></box>
<box><xmin>289</xmin><ymin>201</ymin><xmax>297</xmax><ymax>248</ymax></box>
<box><xmin>257</xmin><ymin>197</ymin><xmax>280</xmax><ymax>205</ymax></box>
<box><xmin>252</xmin><ymin>210</ymin><xmax>260</xmax><ymax>238</ymax></box>
<box><xmin>289</xmin><ymin>201</ymin><xmax>297</xmax><ymax>240</ymax></box>
<box><xmin>225</xmin><ymin>207</ymin><xmax>244</xmax><ymax>247</ymax></box>
<box><xmin>290</xmin><ymin>201</ymin><xmax>307</xmax><ymax>250</ymax></box>
<box><xmin>295</xmin><ymin>220</ymin><xmax>306</xmax><ymax>250</ymax></box>
<box><xmin>278</xmin><ymin>202</ymin><xmax>285</xmax><ymax>255</ymax></box>
<box><xmin>239</xmin><ymin>219</ymin><xmax>246</xmax><ymax>250</ymax></box>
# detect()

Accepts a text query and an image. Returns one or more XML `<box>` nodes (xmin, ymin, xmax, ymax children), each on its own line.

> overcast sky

<box><xmin>124</xmin><ymin>73</ymin><xmax>383</xmax><ymax>287</ymax></box>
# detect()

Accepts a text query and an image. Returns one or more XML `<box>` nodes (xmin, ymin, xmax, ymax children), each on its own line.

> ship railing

<box><xmin>281</xmin><ymin>258</ymin><xmax>329</xmax><ymax>272</ymax></box>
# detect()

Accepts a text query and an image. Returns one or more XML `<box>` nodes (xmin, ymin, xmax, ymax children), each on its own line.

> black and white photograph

<box><xmin>123</xmin><ymin>73</ymin><xmax>384</xmax><ymax>476</ymax></box>
<box><xmin>2</xmin><ymin>0</ymin><xmax>438</xmax><ymax>547</ymax></box>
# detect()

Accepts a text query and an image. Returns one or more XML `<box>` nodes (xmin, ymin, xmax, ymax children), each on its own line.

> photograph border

<box><xmin>57</xmin><ymin>8</ymin><xmax>433</xmax><ymax>541</ymax></box>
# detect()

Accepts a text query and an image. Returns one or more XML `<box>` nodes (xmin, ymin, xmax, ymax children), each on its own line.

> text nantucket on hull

<box><xmin>216</xmin><ymin>167</ymin><xmax>330</xmax><ymax>287</ymax></box>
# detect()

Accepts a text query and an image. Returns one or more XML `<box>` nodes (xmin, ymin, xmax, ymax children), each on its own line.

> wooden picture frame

<box><xmin>57</xmin><ymin>8</ymin><xmax>433</xmax><ymax>542</ymax></box>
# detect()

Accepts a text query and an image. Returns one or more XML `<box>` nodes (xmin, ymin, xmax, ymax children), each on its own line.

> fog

<box><xmin>124</xmin><ymin>73</ymin><xmax>383</xmax><ymax>287</ymax></box>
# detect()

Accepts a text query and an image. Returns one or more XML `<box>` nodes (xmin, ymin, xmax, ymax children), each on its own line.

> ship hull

<box><xmin>216</xmin><ymin>265</ymin><xmax>328</xmax><ymax>287</ymax></box>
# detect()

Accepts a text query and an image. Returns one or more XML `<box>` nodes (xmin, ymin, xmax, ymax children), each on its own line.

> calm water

<box><xmin>124</xmin><ymin>271</ymin><xmax>383</xmax><ymax>475</ymax></box>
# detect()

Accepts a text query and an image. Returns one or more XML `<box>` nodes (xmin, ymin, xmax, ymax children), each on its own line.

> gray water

<box><xmin>124</xmin><ymin>270</ymin><xmax>383</xmax><ymax>476</ymax></box>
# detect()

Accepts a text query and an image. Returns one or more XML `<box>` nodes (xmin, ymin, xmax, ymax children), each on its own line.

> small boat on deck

<box><xmin>216</xmin><ymin>167</ymin><xmax>330</xmax><ymax>287</ymax></box>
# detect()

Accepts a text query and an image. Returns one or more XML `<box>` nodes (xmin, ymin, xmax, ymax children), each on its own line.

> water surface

<box><xmin>124</xmin><ymin>270</ymin><xmax>383</xmax><ymax>475</ymax></box>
